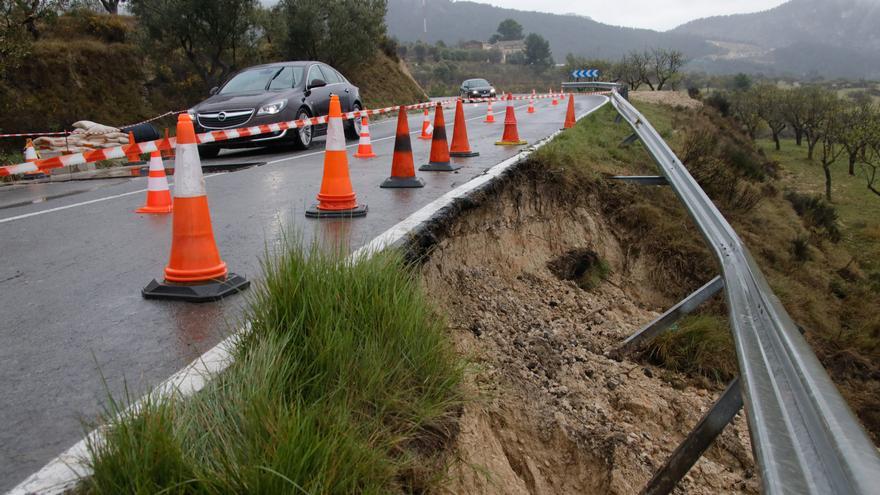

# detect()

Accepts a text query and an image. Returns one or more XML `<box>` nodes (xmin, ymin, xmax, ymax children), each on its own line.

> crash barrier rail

<box><xmin>0</xmin><ymin>91</ymin><xmax>587</xmax><ymax>178</ymax></box>
<box><xmin>606</xmin><ymin>86</ymin><xmax>880</xmax><ymax>494</ymax></box>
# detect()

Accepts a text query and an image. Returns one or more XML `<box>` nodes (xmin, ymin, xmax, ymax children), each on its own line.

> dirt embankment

<box><xmin>418</xmin><ymin>167</ymin><xmax>757</xmax><ymax>494</ymax></box>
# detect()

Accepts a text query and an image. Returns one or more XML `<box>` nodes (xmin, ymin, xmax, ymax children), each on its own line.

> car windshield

<box><xmin>466</xmin><ymin>79</ymin><xmax>490</xmax><ymax>88</ymax></box>
<box><xmin>220</xmin><ymin>66</ymin><xmax>304</xmax><ymax>94</ymax></box>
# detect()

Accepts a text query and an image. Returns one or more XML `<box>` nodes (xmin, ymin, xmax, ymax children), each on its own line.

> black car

<box><xmin>459</xmin><ymin>78</ymin><xmax>497</xmax><ymax>99</ymax></box>
<box><xmin>189</xmin><ymin>61</ymin><xmax>363</xmax><ymax>157</ymax></box>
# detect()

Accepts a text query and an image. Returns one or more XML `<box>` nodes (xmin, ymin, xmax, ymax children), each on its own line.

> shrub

<box><xmin>687</xmin><ymin>86</ymin><xmax>701</xmax><ymax>100</ymax></box>
<box><xmin>784</xmin><ymin>191</ymin><xmax>842</xmax><ymax>242</ymax></box>
<box><xmin>704</xmin><ymin>92</ymin><xmax>731</xmax><ymax>117</ymax></box>
<box><xmin>790</xmin><ymin>236</ymin><xmax>812</xmax><ymax>262</ymax></box>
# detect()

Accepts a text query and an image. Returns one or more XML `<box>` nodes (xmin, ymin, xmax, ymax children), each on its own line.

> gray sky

<box><xmin>465</xmin><ymin>0</ymin><xmax>789</xmax><ymax>31</ymax></box>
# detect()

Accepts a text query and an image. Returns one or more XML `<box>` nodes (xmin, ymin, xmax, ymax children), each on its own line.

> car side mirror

<box><xmin>308</xmin><ymin>79</ymin><xmax>327</xmax><ymax>90</ymax></box>
<box><xmin>209</xmin><ymin>86</ymin><xmax>219</xmax><ymax>95</ymax></box>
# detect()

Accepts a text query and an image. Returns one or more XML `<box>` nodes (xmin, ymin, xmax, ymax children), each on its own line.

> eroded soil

<box><xmin>420</xmin><ymin>169</ymin><xmax>758</xmax><ymax>494</ymax></box>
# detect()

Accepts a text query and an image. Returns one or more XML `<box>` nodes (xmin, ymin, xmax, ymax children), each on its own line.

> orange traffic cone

<box><xmin>161</xmin><ymin>128</ymin><xmax>175</xmax><ymax>160</ymax></box>
<box><xmin>136</xmin><ymin>151</ymin><xmax>173</xmax><ymax>214</ymax></box>
<box><xmin>418</xmin><ymin>108</ymin><xmax>433</xmax><ymax>140</ymax></box>
<box><xmin>353</xmin><ymin>116</ymin><xmax>377</xmax><ymax>159</ymax></box>
<box><xmin>125</xmin><ymin>132</ymin><xmax>145</xmax><ymax>165</ymax></box>
<box><xmin>449</xmin><ymin>99</ymin><xmax>479</xmax><ymax>158</ymax></box>
<box><xmin>306</xmin><ymin>94</ymin><xmax>368</xmax><ymax>217</ymax></box>
<box><xmin>563</xmin><ymin>93</ymin><xmax>577</xmax><ymax>129</ymax></box>
<box><xmin>496</xmin><ymin>94</ymin><xmax>527</xmax><ymax>146</ymax></box>
<box><xmin>484</xmin><ymin>98</ymin><xmax>496</xmax><ymax>123</ymax></box>
<box><xmin>420</xmin><ymin>102</ymin><xmax>460</xmax><ymax>172</ymax></box>
<box><xmin>381</xmin><ymin>106</ymin><xmax>425</xmax><ymax>188</ymax></box>
<box><xmin>527</xmin><ymin>97</ymin><xmax>535</xmax><ymax>114</ymax></box>
<box><xmin>551</xmin><ymin>88</ymin><xmax>558</xmax><ymax>106</ymax></box>
<box><xmin>23</xmin><ymin>139</ymin><xmax>46</xmax><ymax>177</ymax></box>
<box><xmin>142</xmin><ymin>114</ymin><xmax>249</xmax><ymax>302</ymax></box>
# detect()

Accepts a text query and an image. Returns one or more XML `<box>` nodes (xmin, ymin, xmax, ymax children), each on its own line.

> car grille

<box><xmin>197</xmin><ymin>109</ymin><xmax>254</xmax><ymax>129</ymax></box>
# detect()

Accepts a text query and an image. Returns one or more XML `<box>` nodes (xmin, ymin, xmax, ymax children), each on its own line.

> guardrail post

<box><xmin>619</xmin><ymin>133</ymin><xmax>639</xmax><ymax>147</ymax></box>
<box><xmin>640</xmin><ymin>377</ymin><xmax>743</xmax><ymax>495</ymax></box>
<box><xmin>614</xmin><ymin>276</ymin><xmax>723</xmax><ymax>357</ymax></box>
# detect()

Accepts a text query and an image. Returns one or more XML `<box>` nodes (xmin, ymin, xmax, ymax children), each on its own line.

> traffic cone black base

<box><xmin>450</xmin><ymin>150</ymin><xmax>479</xmax><ymax>158</ymax></box>
<box><xmin>380</xmin><ymin>176</ymin><xmax>425</xmax><ymax>188</ymax></box>
<box><xmin>142</xmin><ymin>274</ymin><xmax>250</xmax><ymax>303</ymax></box>
<box><xmin>420</xmin><ymin>162</ymin><xmax>462</xmax><ymax>172</ymax></box>
<box><xmin>305</xmin><ymin>204</ymin><xmax>368</xmax><ymax>218</ymax></box>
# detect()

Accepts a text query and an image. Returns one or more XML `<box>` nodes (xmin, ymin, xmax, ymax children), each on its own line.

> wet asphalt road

<box><xmin>0</xmin><ymin>94</ymin><xmax>606</xmax><ymax>491</ymax></box>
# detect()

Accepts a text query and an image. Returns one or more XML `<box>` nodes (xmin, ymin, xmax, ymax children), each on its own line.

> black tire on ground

<box><xmin>344</xmin><ymin>103</ymin><xmax>362</xmax><ymax>141</ymax></box>
<box><xmin>198</xmin><ymin>145</ymin><xmax>221</xmax><ymax>159</ymax></box>
<box><xmin>120</xmin><ymin>122</ymin><xmax>161</xmax><ymax>143</ymax></box>
<box><xmin>292</xmin><ymin>107</ymin><xmax>313</xmax><ymax>150</ymax></box>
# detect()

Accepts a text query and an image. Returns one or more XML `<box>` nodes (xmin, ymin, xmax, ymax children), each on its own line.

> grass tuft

<box><xmin>83</xmin><ymin>237</ymin><xmax>463</xmax><ymax>494</ymax></box>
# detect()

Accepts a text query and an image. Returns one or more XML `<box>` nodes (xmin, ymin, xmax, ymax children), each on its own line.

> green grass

<box><xmin>756</xmin><ymin>137</ymin><xmax>880</xmax><ymax>271</ymax></box>
<box><xmin>83</xmin><ymin>239</ymin><xmax>463</xmax><ymax>494</ymax></box>
<box><xmin>646</xmin><ymin>315</ymin><xmax>737</xmax><ymax>383</ymax></box>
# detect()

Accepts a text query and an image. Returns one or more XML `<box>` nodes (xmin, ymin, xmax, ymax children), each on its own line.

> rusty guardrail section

<box><xmin>606</xmin><ymin>87</ymin><xmax>880</xmax><ymax>494</ymax></box>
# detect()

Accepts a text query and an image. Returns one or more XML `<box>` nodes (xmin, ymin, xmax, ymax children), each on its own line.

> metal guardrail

<box><xmin>608</xmin><ymin>88</ymin><xmax>880</xmax><ymax>494</ymax></box>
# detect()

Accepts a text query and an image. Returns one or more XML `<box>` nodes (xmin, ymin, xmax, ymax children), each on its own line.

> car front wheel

<box><xmin>292</xmin><ymin>108</ymin><xmax>312</xmax><ymax>150</ymax></box>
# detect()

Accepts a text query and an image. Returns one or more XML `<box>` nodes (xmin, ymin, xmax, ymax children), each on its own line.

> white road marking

<box><xmin>5</xmin><ymin>97</ymin><xmax>609</xmax><ymax>495</ymax></box>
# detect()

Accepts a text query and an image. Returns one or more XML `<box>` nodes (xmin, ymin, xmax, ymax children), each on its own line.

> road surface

<box><xmin>0</xmin><ymin>94</ymin><xmax>605</xmax><ymax>491</ymax></box>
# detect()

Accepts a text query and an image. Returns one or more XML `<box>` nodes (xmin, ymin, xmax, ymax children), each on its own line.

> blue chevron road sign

<box><xmin>572</xmin><ymin>69</ymin><xmax>601</xmax><ymax>78</ymax></box>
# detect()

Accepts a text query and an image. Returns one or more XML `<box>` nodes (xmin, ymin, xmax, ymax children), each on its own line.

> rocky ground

<box><xmin>419</xmin><ymin>169</ymin><xmax>757</xmax><ymax>494</ymax></box>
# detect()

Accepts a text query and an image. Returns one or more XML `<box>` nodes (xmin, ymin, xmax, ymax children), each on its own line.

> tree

<box><xmin>618</xmin><ymin>50</ymin><xmax>650</xmax><ymax>91</ymax></box>
<box><xmin>861</xmin><ymin>116</ymin><xmax>880</xmax><ymax>197</ymax></box>
<box><xmin>495</xmin><ymin>18</ymin><xmax>523</xmax><ymax>41</ymax></box>
<box><xmin>838</xmin><ymin>102</ymin><xmax>874</xmax><ymax>176</ymax></box>
<box><xmin>815</xmin><ymin>98</ymin><xmax>846</xmax><ymax>201</ymax></box>
<box><xmin>413</xmin><ymin>41</ymin><xmax>426</xmax><ymax>63</ymax></box>
<box><xmin>782</xmin><ymin>87</ymin><xmax>809</xmax><ymax>146</ymax></box>
<box><xmin>730</xmin><ymin>89</ymin><xmax>762</xmax><ymax>140</ymax></box>
<box><xmin>802</xmin><ymin>87</ymin><xmax>837</xmax><ymax>161</ymax></box>
<box><xmin>98</xmin><ymin>0</ymin><xmax>122</xmax><ymax>13</ymax></box>
<box><xmin>280</xmin><ymin>0</ymin><xmax>387</xmax><ymax>73</ymax></box>
<box><xmin>523</xmin><ymin>32</ymin><xmax>551</xmax><ymax>68</ymax></box>
<box><xmin>129</xmin><ymin>0</ymin><xmax>258</xmax><ymax>88</ymax></box>
<box><xmin>3</xmin><ymin>0</ymin><xmax>66</xmax><ymax>40</ymax></box>
<box><xmin>649</xmin><ymin>48</ymin><xmax>685</xmax><ymax>91</ymax></box>
<box><xmin>731</xmin><ymin>73</ymin><xmax>752</xmax><ymax>91</ymax></box>
<box><xmin>754</xmin><ymin>84</ymin><xmax>787</xmax><ymax>150</ymax></box>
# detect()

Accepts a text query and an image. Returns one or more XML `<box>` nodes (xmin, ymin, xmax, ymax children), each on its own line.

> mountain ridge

<box><xmin>386</xmin><ymin>0</ymin><xmax>880</xmax><ymax>79</ymax></box>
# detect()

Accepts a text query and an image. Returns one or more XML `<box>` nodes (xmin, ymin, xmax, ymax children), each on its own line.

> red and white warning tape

<box><xmin>0</xmin><ymin>92</ymin><xmax>608</xmax><ymax>177</ymax></box>
<box><xmin>0</xmin><ymin>130</ymin><xmax>71</xmax><ymax>139</ymax></box>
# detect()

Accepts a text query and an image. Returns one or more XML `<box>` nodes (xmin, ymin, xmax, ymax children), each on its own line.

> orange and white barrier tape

<box><xmin>0</xmin><ymin>92</ymin><xmax>610</xmax><ymax>177</ymax></box>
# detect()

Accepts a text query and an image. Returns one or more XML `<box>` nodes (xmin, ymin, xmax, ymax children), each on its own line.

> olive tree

<box><xmin>781</xmin><ymin>87</ymin><xmax>809</xmax><ymax>146</ymax></box>
<box><xmin>129</xmin><ymin>0</ymin><xmax>259</xmax><ymax>88</ymax></box>
<box><xmin>802</xmin><ymin>86</ymin><xmax>837</xmax><ymax>161</ymax></box>
<box><xmin>280</xmin><ymin>0</ymin><xmax>387</xmax><ymax>72</ymax></box>
<box><xmin>838</xmin><ymin>102</ymin><xmax>874</xmax><ymax>176</ymax></box>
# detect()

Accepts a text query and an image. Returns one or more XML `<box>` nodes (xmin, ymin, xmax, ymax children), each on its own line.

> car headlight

<box><xmin>187</xmin><ymin>108</ymin><xmax>196</xmax><ymax>119</ymax></box>
<box><xmin>257</xmin><ymin>100</ymin><xmax>287</xmax><ymax>115</ymax></box>
<box><xmin>471</xmin><ymin>90</ymin><xmax>479</xmax><ymax>95</ymax></box>
<box><xmin>490</xmin><ymin>89</ymin><xmax>496</xmax><ymax>95</ymax></box>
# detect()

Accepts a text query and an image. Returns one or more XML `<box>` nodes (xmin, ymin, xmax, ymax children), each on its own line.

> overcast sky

<box><xmin>465</xmin><ymin>0</ymin><xmax>789</xmax><ymax>31</ymax></box>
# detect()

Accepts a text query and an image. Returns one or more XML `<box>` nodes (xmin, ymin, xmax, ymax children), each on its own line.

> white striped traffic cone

<box><xmin>142</xmin><ymin>113</ymin><xmax>249</xmax><ymax>301</ymax></box>
<box><xmin>418</xmin><ymin>108</ymin><xmax>433</xmax><ymax>140</ymax></box>
<box><xmin>353</xmin><ymin>116</ymin><xmax>377</xmax><ymax>159</ymax></box>
<box><xmin>484</xmin><ymin>99</ymin><xmax>495</xmax><ymax>123</ymax></box>
<box><xmin>136</xmin><ymin>151</ymin><xmax>172</xmax><ymax>214</ymax></box>
<box><xmin>527</xmin><ymin>97</ymin><xmax>535</xmax><ymax>114</ymax></box>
